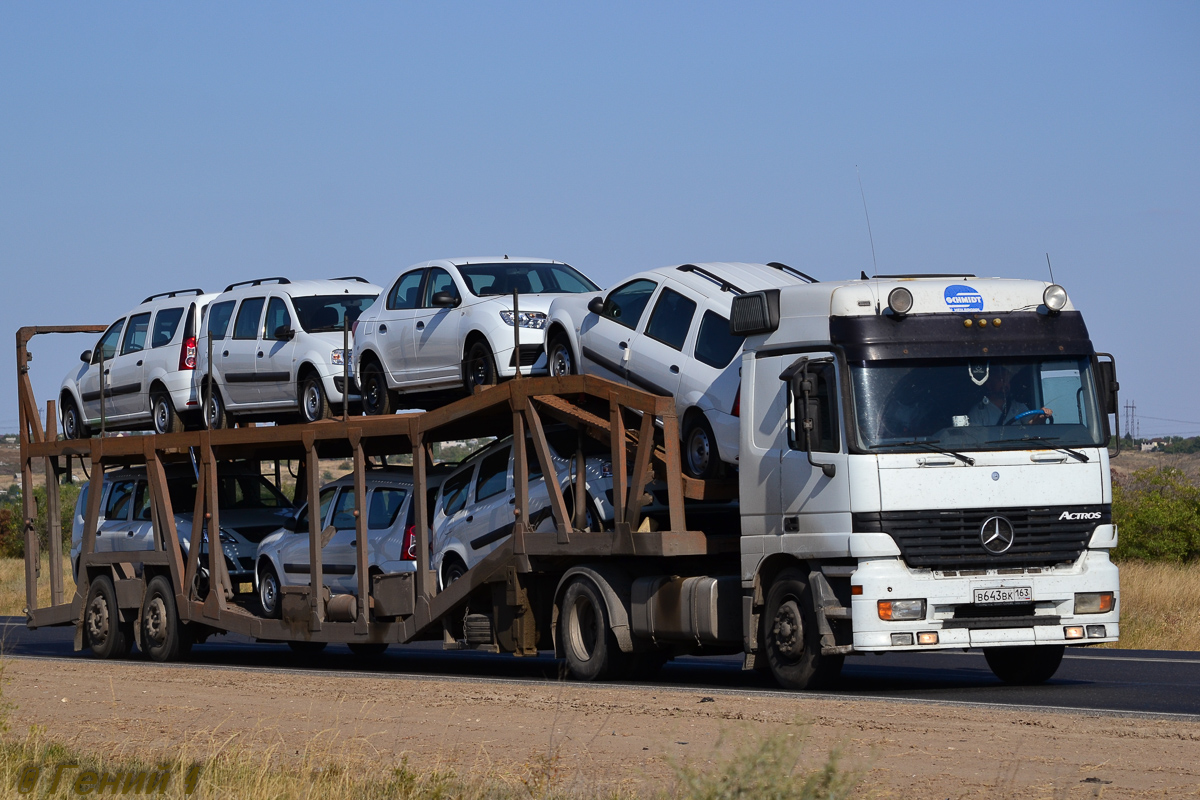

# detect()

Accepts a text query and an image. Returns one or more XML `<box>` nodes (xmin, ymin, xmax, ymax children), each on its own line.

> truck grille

<box><xmin>852</xmin><ymin>505</ymin><xmax>1109</xmax><ymax>570</ymax></box>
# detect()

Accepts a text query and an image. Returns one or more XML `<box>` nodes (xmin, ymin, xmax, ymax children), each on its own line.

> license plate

<box><xmin>973</xmin><ymin>586</ymin><xmax>1032</xmax><ymax>605</ymax></box>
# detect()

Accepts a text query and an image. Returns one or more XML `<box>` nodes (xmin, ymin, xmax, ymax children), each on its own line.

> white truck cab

<box><xmin>734</xmin><ymin>275</ymin><xmax>1120</xmax><ymax>688</ymax></box>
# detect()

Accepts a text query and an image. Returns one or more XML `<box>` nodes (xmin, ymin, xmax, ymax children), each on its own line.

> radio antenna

<box><xmin>1045</xmin><ymin>252</ymin><xmax>1055</xmax><ymax>284</ymax></box>
<box><xmin>856</xmin><ymin>166</ymin><xmax>879</xmax><ymax>276</ymax></box>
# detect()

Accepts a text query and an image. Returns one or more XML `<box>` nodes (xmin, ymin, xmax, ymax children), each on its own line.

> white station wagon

<box><xmin>545</xmin><ymin>262</ymin><xmax>814</xmax><ymax>478</ymax></box>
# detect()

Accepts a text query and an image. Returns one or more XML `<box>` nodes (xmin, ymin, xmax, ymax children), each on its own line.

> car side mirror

<box><xmin>80</xmin><ymin>350</ymin><xmax>92</xmax><ymax>363</ymax></box>
<box><xmin>431</xmin><ymin>291</ymin><xmax>460</xmax><ymax>308</ymax></box>
<box><xmin>274</xmin><ymin>325</ymin><xmax>295</xmax><ymax>341</ymax></box>
<box><xmin>587</xmin><ymin>296</ymin><xmax>605</xmax><ymax>316</ymax></box>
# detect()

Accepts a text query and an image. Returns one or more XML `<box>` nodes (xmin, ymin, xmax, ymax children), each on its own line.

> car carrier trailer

<box><xmin>17</xmin><ymin>274</ymin><xmax>1124</xmax><ymax>689</ymax></box>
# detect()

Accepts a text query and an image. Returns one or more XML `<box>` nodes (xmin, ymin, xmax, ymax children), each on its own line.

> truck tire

<box><xmin>84</xmin><ymin>575</ymin><xmax>132</xmax><ymax>659</ymax></box>
<box><xmin>140</xmin><ymin>575</ymin><xmax>192</xmax><ymax>662</ymax></box>
<box><xmin>984</xmin><ymin>645</ymin><xmax>1065</xmax><ymax>685</ymax></box>
<box><xmin>360</xmin><ymin>361</ymin><xmax>394</xmax><ymax>416</ymax></box>
<box><xmin>762</xmin><ymin>568</ymin><xmax>843</xmax><ymax>690</ymax></box>
<box><xmin>559</xmin><ymin>576</ymin><xmax>625</xmax><ymax>681</ymax></box>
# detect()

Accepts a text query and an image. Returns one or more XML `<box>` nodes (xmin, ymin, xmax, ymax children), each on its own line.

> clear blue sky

<box><xmin>2</xmin><ymin>3</ymin><xmax>1196</xmax><ymax>437</ymax></box>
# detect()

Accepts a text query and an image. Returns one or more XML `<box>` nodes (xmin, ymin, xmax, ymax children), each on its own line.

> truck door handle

<box><xmin>669</xmin><ymin>365</ymin><xmax>679</xmax><ymax>373</ymax></box>
<box><xmin>379</xmin><ymin>324</ymin><xmax>387</xmax><ymax>334</ymax></box>
<box><xmin>416</xmin><ymin>321</ymin><xmax>425</xmax><ymax>331</ymax></box>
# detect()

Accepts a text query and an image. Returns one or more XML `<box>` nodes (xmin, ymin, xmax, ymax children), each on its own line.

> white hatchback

<box><xmin>545</xmin><ymin>262</ymin><xmax>814</xmax><ymax>478</ymax></box>
<box><xmin>353</xmin><ymin>257</ymin><xmax>599</xmax><ymax>414</ymax></box>
<box><xmin>197</xmin><ymin>277</ymin><xmax>381</xmax><ymax>426</ymax></box>
<box><xmin>59</xmin><ymin>289</ymin><xmax>217</xmax><ymax>438</ymax></box>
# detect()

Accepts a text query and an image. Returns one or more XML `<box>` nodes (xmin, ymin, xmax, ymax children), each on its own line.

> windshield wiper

<box><xmin>870</xmin><ymin>439</ymin><xmax>975</xmax><ymax>466</ymax></box>
<box><xmin>985</xmin><ymin>435</ymin><xmax>1090</xmax><ymax>463</ymax></box>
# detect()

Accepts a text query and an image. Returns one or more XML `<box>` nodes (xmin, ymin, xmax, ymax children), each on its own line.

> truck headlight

<box><xmin>878</xmin><ymin>599</ymin><xmax>926</xmax><ymax>621</ymax></box>
<box><xmin>499</xmin><ymin>310</ymin><xmax>548</xmax><ymax>329</ymax></box>
<box><xmin>1074</xmin><ymin>592</ymin><xmax>1114</xmax><ymax>614</ymax></box>
<box><xmin>1043</xmin><ymin>284</ymin><xmax>1068</xmax><ymax>312</ymax></box>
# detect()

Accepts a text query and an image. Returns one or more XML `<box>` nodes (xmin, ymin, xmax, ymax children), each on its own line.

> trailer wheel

<box><xmin>984</xmin><ymin>645</ymin><xmax>1065</xmax><ymax>685</ymax></box>
<box><xmin>84</xmin><ymin>575</ymin><xmax>131</xmax><ymax>659</ymax></box>
<box><xmin>288</xmin><ymin>640</ymin><xmax>327</xmax><ymax>657</ymax></box>
<box><xmin>141</xmin><ymin>575</ymin><xmax>192</xmax><ymax>662</ymax></box>
<box><xmin>559</xmin><ymin>576</ymin><xmax>624</xmax><ymax>681</ymax></box>
<box><xmin>348</xmin><ymin>642</ymin><xmax>388</xmax><ymax>658</ymax></box>
<box><xmin>762</xmin><ymin>568</ymin><xmax>842</xmax><ymax>690</ymax></box>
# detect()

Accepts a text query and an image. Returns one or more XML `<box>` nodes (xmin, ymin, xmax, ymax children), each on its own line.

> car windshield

<box><xmin>849</xmin><ymin>356</ymin><xmax>1105</xmax><ymax>451</ymax></box>
<box><xmin>455</xmin><ymin>263</ymin><xmax>599</xmax><ymax>297</ymax></box>
<box><xmin>291</xmin><ymin>294</ymin><xmax>378</xmax><ymax>333</ymax></box>
<box><xmin>165</xmin><ymin>473</ymin><xmax>293</xmax><ymax>512</ymax></box>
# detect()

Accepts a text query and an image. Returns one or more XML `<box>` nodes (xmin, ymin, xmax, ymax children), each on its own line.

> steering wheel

<box><xmin>1007</xmin><ymin>408</ymin><xmax>1053</xmax><ymax>425</ymax></box>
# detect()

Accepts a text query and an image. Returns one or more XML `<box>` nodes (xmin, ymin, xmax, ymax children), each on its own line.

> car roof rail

<box><xmin>140</xmin><ymin>288</ymin><xmax>205</xmax><ymax>304</ymax></box>
<box><xmin>330</xmin><ymin>276</ymin><xmax>371</xmax><ymax>283</ymax></box>
<box><xmin>766</xmin><ymin>262</ymin><xmax>819</xmax><ymax>283</ymax></box>
<box><xmin>676</xmin><ymin>264</ymin><xmax>746</xmax><ymax>295</ymax></box>
<box><xmin>868</xmin><ymin>273</ymin><xmax>977</xmax><ymax>279</ymax></box>
<box><xmin>222</xmin><ymin>277</ymin><xmax>292</xmax><ymax>292</ymax></box>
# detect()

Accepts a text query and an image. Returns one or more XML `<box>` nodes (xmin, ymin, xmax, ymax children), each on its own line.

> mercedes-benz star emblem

<box><xmin>980</xmin><ymin>516</ymin><xmax>1015</xmax><ymax>555</ymax></box>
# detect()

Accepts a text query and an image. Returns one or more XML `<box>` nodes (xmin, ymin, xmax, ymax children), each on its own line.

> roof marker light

<box><xmin>1043</xmin><ymin>284</ymin><xmax>1068</xmax><ymax>312</ymax></box>
<box><xmin>887</xmin><ymin>287</ymin><xmax>913</xmax><ymax>316</ymax></box>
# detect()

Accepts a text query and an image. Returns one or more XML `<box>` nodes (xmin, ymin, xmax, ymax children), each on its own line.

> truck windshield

<box><xmin>292</xmin><ymin>295</ymin><xmax>378</xmax><ymax>333</ymax></box>
<box><xmin>849</xmin><ymin>356</ymin><xmax>1105</xmax><ymax>451</ymax></box>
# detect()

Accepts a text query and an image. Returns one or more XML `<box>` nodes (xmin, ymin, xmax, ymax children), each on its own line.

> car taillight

<box><xmin>351</xmin><ymin>319</ymin><xmax>360</xmax><ymax>336</ymax></box>
<box><xmin>179</xmin><ymin>336</ymin><xmax>197</xmax><ymax>370</ymax></box>
<box><xmin>401</xmin><ymin>524</ymin><xmax>417</xmax><ymax>560</ymax></box>
<box><xmin>732</xmin><ymin>385</ymin><xmax>740</xmax><ymax>417</ymax></box>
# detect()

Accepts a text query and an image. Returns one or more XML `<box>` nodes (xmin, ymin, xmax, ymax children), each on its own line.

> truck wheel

<box><xmin>348</xmin><ymin>642</ymin><xmax>388</xmax><ymax>658</ymax></box>
<box><xmin>464</xmin><ymin>340</ymin><xmax>497</xmax><ymax>390</ymax></box>
<box><xmin>547</xmin><ymin>335</ymin><xmax>575</xmax><ymax>377</ymax></box>
<box><xmin>62</xmin><ymin>396</ymin><xmax>90</xmax><ymax>440</ymax></box>
<box><xmin>360</xmin><ymin>361</ymin><xmax>394</xmax><ymax>416</ymax></box>
<box><xmin>984</xmin><ymin>645</ymin><xmax>1065</xmax><ymax>685</ymax></box>
<box><xmin>141</xmin><ymin>575</ymin><xmax>192</xmax><ymax>662</ymax></box>
<box><xmin>299</xmin><ymin>374</ymin><xmax>332</xmax><ymax>422</ymax></box>
<box><xmin>152</xmin><ymin>391</ymin><xmax>184</xmax><ymax>434</ymax></box>
<box><xmin>84</xmin><ymin>575</ymin><xmax>131</xmax><ymax>659</ymax></box>
<box><xmin>559</xmin><ymin>576</ymin><xmax>625</xmax><ymax>681</ymax></box>
<box><xmin>258</xmin><ymin>563</ymin><xmax>281</xmax><ymax>618</ymax></box>
<box><xmin>762</xmin><ymin>568</ymin><xmax>843</xmax><ymax>690</ymax></box>
<box><xmin>682</xmin><ymin>414</ymin><xmax>720</xmax><ymax>480</ymax></box>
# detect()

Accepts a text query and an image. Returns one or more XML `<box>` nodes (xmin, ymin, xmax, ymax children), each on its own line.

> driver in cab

<box><xmin>964</xmin><ymin>363</ymin><xmax>1052</xmax><ymax>426</ymax></box>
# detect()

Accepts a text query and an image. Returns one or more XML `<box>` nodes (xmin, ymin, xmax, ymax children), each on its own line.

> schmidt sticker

<box><xmin>944</xmin><ymin>284</ymin><xmax>983</xmax><ymax>312</ymax></box>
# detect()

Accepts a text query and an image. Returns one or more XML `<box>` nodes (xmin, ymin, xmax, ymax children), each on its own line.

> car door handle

<box><xmin>350</xmin><ymin>540</ymin><xmax>356</xmax><ymax>547</ymax></box>
<box><xmin>127</xmin><ymin>530</ymin><xmax>135</xmax><ymax>536</ymax></box>
<box><xmin>379</xmin><ymin>324</ymin><xmax>387</xmax><ymax>334</ymax></box>
<box><xmin>136</xmin><ymin>360</ymin><xmax>143</xmax><ymax>367</ymax></box>
<box><xmin>416</xmin><ymin>321</ymin><xmax>425</xmax><ymax>331</ymax></box>
<box><xmin>257</xmin><ymin>351</ymin><xmax>264</xmax><ymax>358</ymax></box>
<box><xmin>222</xmin><ymin>350</ymin><xmax>229</xmax><ymax>357</ymax></box>
<box><xmin>618</xmin><ymin>342</ymin><xmax>628</xmax><ymax>349</ymax></box>
<box><xmin>509</xmin><ymin>498</ymin><xmax>516</xmax><ymax>505</ymax></box>
<box><xmin>466</xmin><ymin>515</ymin><xmax>473</xmax><ymax>523</ymax></box>
<box><xmin>669</xmin><ymin>365</ymin><xmax>679</xmax><ymax>373</ymax></box>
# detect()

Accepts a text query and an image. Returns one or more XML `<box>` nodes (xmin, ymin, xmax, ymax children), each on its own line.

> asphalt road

<box><xmin>3</xmin><ymin>616</ymin><xmax>1198</xmax><ymax>721</ymax></box>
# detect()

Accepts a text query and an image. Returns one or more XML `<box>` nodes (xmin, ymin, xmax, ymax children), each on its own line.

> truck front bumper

<box><xmin>849</xmin><ymin>549</ymin><xmax>1120</xmax><ymax>651</ymax></box>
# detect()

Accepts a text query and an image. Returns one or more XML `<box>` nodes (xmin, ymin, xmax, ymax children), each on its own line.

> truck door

<box><xmin>778</xmin><ymin>355</ymin><xmax>852</xmax><ymax>541</ymax></box>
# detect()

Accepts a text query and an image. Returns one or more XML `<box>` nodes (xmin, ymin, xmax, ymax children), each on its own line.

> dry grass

<box><xmin>0</xmin><ymin>555</ymin><xmax>74</xmax><ymax>617</ymax></box>
<box><xmin>1104</xmin><ymin>560</ymin><xmax>1200</xmax><ymax>651</ymax></box>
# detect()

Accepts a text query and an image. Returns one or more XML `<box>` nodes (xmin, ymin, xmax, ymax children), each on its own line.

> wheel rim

<box><xmin>154</xmin><ymin>398</ymin><xmax>169</xmax><ymax>433</ymax></box>
<box><xmin>64</xmin><ymin>408</ymin><xmax>78</xmax><ymax>439</ymax></box>
<box><xmin>771</xmin><ymin>598</ymin><xmax>805</xmax><ymax>663</ymax></box>
<box><xmin>566</xmin><ymin>593</ymin><xmax>599</xmax><ymax>662</ymax></box>
<box><xmin>470</xmin><ymin>353</ymin><xmax>491</xmax><ymax>386</ymax></box>
<box><xmin>686</xmin><ymin>426</ymin><xmax>711</xmax><ymax>476</ymax></box>
<box><xmin>86</xmin><ymin>595</ymin><xmax>110</xmax><ymax>645</ymax></box>
<box><xmin>445</xmin><ymin>564</ymin><xmax>465</xmax><ymax>585</ymax></box>
<box><xmin>144</xmin><ymin>595</ymin><xmax>169</xmax><ymax>647</ymax></box>
<box><xmin>206</xmin><ymin>394</ymin><xmax>221</xmax><ymax>427</ymax></box>
<box><xmin>303</xmin><ymin>382</ymin><xmax>322</xmax><ymax>420</ymax></box>
<box><xmin>550</xmin><ymin>344</ymin><xmax>572</xmax><ymax>377</ymax></box>
<box><xmin>364</xmin><ymin>374</ymin><xmax>381</xmax><ymax>415</ymax></box>
<box><xmin>260</xmin><ymin>573</ymin><xmax>278</xmax><ymax>615</ymax></box>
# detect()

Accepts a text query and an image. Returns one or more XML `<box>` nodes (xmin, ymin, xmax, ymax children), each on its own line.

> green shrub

<box><xmin>1112</xmin><ymin>467</ymin><xmax>1200</xmax><ymax>563</ymax></box>
<box><xmin>0</xmin><ymin>482</ymin><xmax>80</xmax><ymax>559</ymax></box>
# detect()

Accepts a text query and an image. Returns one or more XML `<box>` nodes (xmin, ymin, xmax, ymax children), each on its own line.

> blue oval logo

<box><xmin>945</xmin><ymin>284</ymin><xmax>983</xmax><ymax>312</ymax></box>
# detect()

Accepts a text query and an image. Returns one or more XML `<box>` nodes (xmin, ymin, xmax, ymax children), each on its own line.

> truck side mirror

<box><xmin>80</xmin><ymin>350</ymin><xmax>92</xmax><ymax>363</ymax></box>
<box><xmin>431</xmin><ymin>291</ymin><xmax>460</xmax><ymax>308</ymax></box>
<box><xmin>274</xmin><ymin>325</ymin><xmax>295</xmax><ymax>341</ymax></box>
<box><xmin>587</xmin><ymin>296</ymin><xmax>605</xmax><ymax>316</ymax></box>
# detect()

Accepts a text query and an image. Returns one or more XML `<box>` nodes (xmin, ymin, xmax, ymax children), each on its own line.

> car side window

<box><xmin>422</xmin><ymin>268</ymin><xmax>460</xmax><ymax>307</ymax></box>
<box><xmin>92</xmin><ymin>319</ymin><xmax>126</xmax><ymax>364</ymax></box>
<box><xmin>104</xmin><ymin>480</ymin><xmax>136</xmax><ymax>521</ymax></box>
<box><xmin>207</xmin><ymin>301</ymin><xmax>236</xmax><ymax>340</ymax></box>
<box><xmin>694</xmin><ymin>311</ymin><xmax>745</xmax><ymax>369</ymax></box>
<box><xmin>120</xmin><ymin>313</ymin><xmax>152</xmax><ymax>356</ymax></box>
<box><xmin>294</xmin><ymin>486</ymin><xmax>337</xmax><ymax>532</ymax></box>
<box><xmin>441</xmin><ymin>469</ymin><xmax>472</xmax><ymax>517</ymax></box>
<box><xmin>643</xmin><ymin>288</ymin><xmax>697</xmax><ymax>351</ymax></box>
<box><xmin>331</xmin><ymin>489</ymin><xmax>357</xmax><ymax>530</ymax></box>
<box><xmin>601</xmin><ymin>280</ymin><xmax>657</xmax><ymax>330</ymax></box>
<box><xmin>368</xmin><ymin>488</ymin><xmax>408</xmax><ymax>530</ymax></box>
<box><xmin>232</xmin><ymin>298</ymin><xmax>266</xmax><ymax>340</ymax></box>
<box><xmin>150</xmin><ymin>307</ymin><xmax>184</xmax><ymax>349</ymax></box>
<box><xmin>262</xmin><ymin>297</ymin><xmax>291</xmax><ymax>341</ymax></box>
<box><xmin>475</xmin><ymin>447</ymin><xmax>511</xmax><ymax>502</ymax></box>
<box><xmin>134</xmin><ymin>482</ymin><xmax>153</xmax><ymax>521</ymax></box>
<box><xmin>387</xmin><ymin>270</ymin><xmax>424</xmax><ymax>311</ymax></box>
